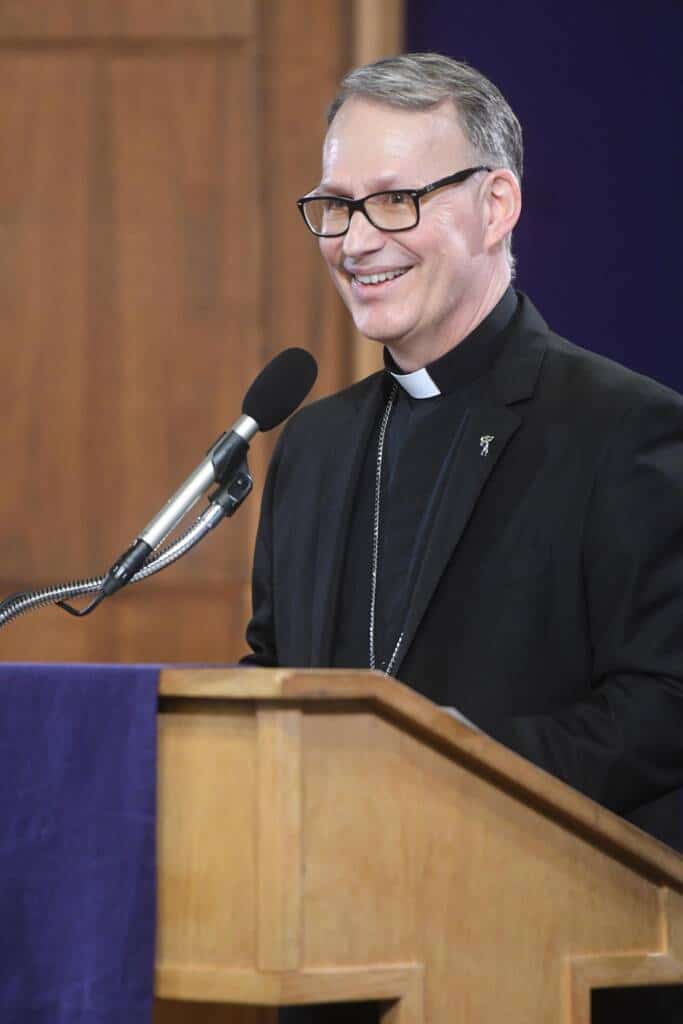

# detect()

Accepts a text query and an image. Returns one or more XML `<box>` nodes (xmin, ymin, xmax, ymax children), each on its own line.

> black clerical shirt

<box><xmin>332</xmin><ymin>287</ymin><xmax>518</xmax><ymax>674</ymax></box>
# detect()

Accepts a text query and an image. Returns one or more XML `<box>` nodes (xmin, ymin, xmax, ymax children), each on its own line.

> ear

<box><xmin>482</xmin><ymin>168</ymin><xmax>522</xmax><ymax>251</ymax></box>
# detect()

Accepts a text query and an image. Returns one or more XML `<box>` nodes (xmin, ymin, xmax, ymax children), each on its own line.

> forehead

<box><xmin>321</xmin><ymin>96</ymin><xmax>470</xmax><ymax>190</ymax></box>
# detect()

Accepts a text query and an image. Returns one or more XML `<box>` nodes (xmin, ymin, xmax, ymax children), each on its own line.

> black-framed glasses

<box><xmin>296</xmin><ymin>165</ymin><xmax>491</xmax><ymax>238</ymax></box>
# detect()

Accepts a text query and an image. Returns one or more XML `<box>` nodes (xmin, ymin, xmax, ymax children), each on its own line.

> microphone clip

<box><xmin>208</xmin><ymin>459</ymin><xmax>253</xmax><ymax>517</ymax></box>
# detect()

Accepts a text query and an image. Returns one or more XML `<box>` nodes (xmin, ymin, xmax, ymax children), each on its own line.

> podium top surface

<box><xmin>159</xmin><ymin>667</ymin><xmax>683</xmax><ymax>890</ymax></box>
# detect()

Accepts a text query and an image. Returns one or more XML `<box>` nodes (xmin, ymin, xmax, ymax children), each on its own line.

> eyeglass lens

<box><xmin>304</xmin><ymin>192</ymin><xmax>417</xmax><ymax>235</ymax></box>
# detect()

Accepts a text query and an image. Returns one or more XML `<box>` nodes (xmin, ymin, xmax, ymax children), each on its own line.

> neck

<box><xmin>387</xmin><ymin>268</ymin><xmax>511</xmax><ymax>373</ymax></box>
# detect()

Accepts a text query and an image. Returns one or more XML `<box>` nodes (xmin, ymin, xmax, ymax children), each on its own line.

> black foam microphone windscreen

<box><xmin>242</xmin><ymin>347</ymin><xmax>318</xmax><ymax>430</ymax></box>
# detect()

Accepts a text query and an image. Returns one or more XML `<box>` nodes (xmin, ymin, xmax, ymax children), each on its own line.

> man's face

<box><xmin>318</xmin><ymin>97</ymin><xmax>494</xmax><ymax>366</ymax></box>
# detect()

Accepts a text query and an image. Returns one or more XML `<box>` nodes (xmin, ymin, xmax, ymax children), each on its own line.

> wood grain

<box><xmin>0</xmin><ymin>1</ymin><xmax>254</xmax><ymax>40</ymax></box>
<box><xmin>353</xmin><ymin>0</ymin><xmax>405</xmax><ymax>66</ymax></box>
<box><xmin>156</xmin><ymin>702</ymin><xmax>259</xmax><ymax>969</ymax></box>
<box><xmin>158</xmin><ymin>666</ymin><xmax>683</xmax><ymax>889</ymax></box>
<box><xmin>0</xmin><ymin>36</ymin><xmax>259</xmax><ymax>661</ymax></box>
<box><xmin>0</xmin><ymin>582</ymin><xmax>252</xmax><ymax>663</ymax></box>
<box><xmin>565</xmin><ymin>885</ymin><xmax>683</xmax><ymax>1024</ymax></box>
<box><xmin>155</xmin><ymin>999</ymin><xmax>274</xmax><ymax>1024</ymax></box>
<box><xmin>156</xmin><ymin>963</ymin><xmax>421</xmax><ymax>1008</ymax></box>
<box><xmin>0</xmin><ymin>0</ymin><xmax>407</xmax><ymax>662</ymax></box>
<box><xmin>351</xmin><ymin>0</ymin><xmax>405</xmax><ymax>382</ymax></box>
<box><xmin>256</xmin><ymin>708</ymin><xmax>303</xmax><ymax>971</ymax></box>
<box><xmin>153</xmin><ymin>669</ymin><xmax>683</xmax><ymax>1022</ymax></box>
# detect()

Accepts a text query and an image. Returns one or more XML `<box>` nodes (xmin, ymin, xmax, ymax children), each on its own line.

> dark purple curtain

<box><xmin>0</xmin><ymin>663</ymin><xmax>157</xmax><ymax>1024</ymax></box>
<box><xmin>406</xmin><ymin>1</ymin><xmax>683</xmax><ymax>392</ymax></box>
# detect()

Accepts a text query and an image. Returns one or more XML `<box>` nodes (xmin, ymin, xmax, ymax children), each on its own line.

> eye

<box><xmin>370</xmin><ymin>191</ymin><xmax>411</xmax><ymax>208</ymax></box>
<box><xmin>323</xmin><ymin>197</ymin><xmax>348</xmax><ymax>211</ymax></box>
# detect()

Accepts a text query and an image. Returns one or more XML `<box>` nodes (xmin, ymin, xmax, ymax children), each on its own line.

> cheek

<box><xmin>414</xmin><ymin>217</ymin><xmax>460</xmax><ymax>269</ymax></box>
<box><xmin>318</xmin><ymin>237</ymin><xmax>340</xmax><ymax>269</ymax></box>
<box><xmin>318</xmin><ymin>240</ymin><xmax>350</xmax><ymax>300</ymax></box>
<box><xmin>431</xmin><ymin>206</ymin><xmax>481</xmax><ymax>257</ymax></box>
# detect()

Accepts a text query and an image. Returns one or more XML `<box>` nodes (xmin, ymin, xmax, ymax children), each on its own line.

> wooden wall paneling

<box><xmin>0</xmin><ymin>4</ymin><xmax>263</xmax><ymax>662</ymax></box>
<box><xmin>353</xmin><ymin>0</ymin><xmax>405</xmax><ymax>66</ymax></box>
<box><xmin>0</xmin><ymin>0</ymin><xmax>403</xmax><ymax>663</ymax></box>
<box><xmin>104</xmin><ymin>46</ymin><xmax>259</xmax><ymax>589</ymax></box>
<box><xmin>254</xmin><ymin>0</ymin><xmax>406</xmax><ymax>508</ymax></box>
<box><xmin>0</xmin><ymin>52</ymin><xmax>91</xmax><ymax>581</ymax></box>
<box><xmin>260</xmin><ymin>0</ymin><xmax>355</xmax><ymax>390</ymax></box>
<box><xmin>255</xmin><ymin>0</ymin><xmax>355</xmax><ymax>485</ymax></box>
<box><xmin>351</xmin><ymin>0</ymin><xmax>405</xmax><ymax>382</ymax></box>
<box><xmin>0</xmin><ymin>583</ymin><xmax>256</xmax><ymax>664</ymax></box>
<box><xmin>0</xmin><ymin>1</ymin><xmax>254</xmax><ymax>41</ymax></box>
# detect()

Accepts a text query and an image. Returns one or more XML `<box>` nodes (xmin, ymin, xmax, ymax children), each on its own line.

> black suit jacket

<box><xmin>245</xmin><ymin>294</ymin><xmax>683</xmax><ymax>847</ymax></box>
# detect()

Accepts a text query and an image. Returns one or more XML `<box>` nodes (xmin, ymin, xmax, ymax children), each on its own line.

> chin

<box><xmin>351</xmin><ymin>310</ymin><xmax>416</xmax><ymax>346</ymax></box>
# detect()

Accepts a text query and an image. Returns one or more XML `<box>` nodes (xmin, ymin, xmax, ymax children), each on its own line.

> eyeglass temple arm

<box><xmin>417</xmin><ymin>165</ymin><xmax>492</xmax><ymax>198</ymax></box>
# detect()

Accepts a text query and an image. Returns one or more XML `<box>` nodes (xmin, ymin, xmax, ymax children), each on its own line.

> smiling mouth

<box><xmin>351</xmin><ymin>267</ymin><xmax>411</xmax><ymax>286</ymax></box>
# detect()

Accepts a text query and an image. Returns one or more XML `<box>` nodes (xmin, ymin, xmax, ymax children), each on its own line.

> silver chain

<box><xmin>369</xmin><ymin>382</ymin><xmax>404</xmax><ymax>675</ymax></box>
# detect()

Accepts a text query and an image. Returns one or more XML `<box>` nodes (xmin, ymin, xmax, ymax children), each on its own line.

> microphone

<box><xmin>101</xmin><ymin>347</ymin><xmax>317</xmax><ymax>597</ymax></box>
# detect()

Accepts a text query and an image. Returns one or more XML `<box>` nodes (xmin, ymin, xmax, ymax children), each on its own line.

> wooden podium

<box><xmin>152</xmin><ymin>669</ymin><xmax>683</xmax><ymax>1023</ymax></box>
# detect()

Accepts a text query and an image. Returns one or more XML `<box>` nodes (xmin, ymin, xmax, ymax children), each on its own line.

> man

<box><xmin>244</xmin><ymin>52</ymin><xmax>683</xmax><ymax>1019</ymax></box>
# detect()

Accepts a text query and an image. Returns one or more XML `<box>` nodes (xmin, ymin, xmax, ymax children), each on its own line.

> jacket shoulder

<box><xmin>544</xmin><ymin>331</ymin><xmax>682</xmax><ymax>410</ymax></box>
<box><xmin>278</xmin><ymin>370</ymin><xmax>384</xmax><ymax>445</ymax></box>
<box><xmin>513</xmin><ymin>293</ymin><xmax>681</xmax><ymax>415</ymax></box>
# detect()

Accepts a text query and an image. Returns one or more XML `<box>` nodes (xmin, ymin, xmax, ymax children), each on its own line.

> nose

<box><xmin>342</xmin><ymin>207</ymin><xmax>384</xmax><ymax>259</ymax></box>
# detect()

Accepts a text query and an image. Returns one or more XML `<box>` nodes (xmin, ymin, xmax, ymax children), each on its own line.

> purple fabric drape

<box><xmin>0</xmin><ymin>663</ymin><xmax>158</xmax><ymax>1024</ymax></box>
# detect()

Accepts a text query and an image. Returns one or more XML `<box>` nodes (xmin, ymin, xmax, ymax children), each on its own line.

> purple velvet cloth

<box><xmin>0</xmin><ymin>663</ymin><xmax>158</xmax><ymax>1024</ymax></box>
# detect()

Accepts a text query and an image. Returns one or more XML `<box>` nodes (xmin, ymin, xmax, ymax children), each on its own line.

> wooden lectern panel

<box><xmin>155</xmin><ymin>1001</ymin><xmax>273</xmax><ymax>1024</ymax></box>
<box><xmin>154</xmin><ymin>699</ymin><xmax>276</xmax><ymax>1024</ymax></box>
<box><xmin>153</xmin><ymin>669</ymin><xmax>683</xmax><ymax>1023</ymax></box>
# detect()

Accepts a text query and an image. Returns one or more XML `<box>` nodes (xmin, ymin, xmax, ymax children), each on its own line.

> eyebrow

<box><xmin>313</xmin><ymin>184</ymin><xmax>354</xmax><ymax>198</ymax></box>
<box><xmin>316</xmin><ymin>172</ymin><xmax>406</xmax><ymax>196</ymax></box>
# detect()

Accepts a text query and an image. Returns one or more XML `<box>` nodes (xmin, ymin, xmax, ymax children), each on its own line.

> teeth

<box><xmin>355</xmin><ymin>268</ymin><xmax>408</xmax><ymax>285</ymax></box>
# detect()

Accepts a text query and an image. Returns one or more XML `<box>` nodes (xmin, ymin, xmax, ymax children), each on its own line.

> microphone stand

<box><xmin>0</xmin><ymin>462</ymin><xmax>252</xmax><ymax>630</ymax></box>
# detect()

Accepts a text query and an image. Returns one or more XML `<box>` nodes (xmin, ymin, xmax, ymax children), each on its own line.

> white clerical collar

<box><xmin>389</xmin><ymin>366</ymin><xmax>441</xmax><ymax>399</ymax></box>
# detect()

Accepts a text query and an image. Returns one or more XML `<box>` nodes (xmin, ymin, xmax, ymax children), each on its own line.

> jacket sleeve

<box><xmin>490</xmin><ymin>389</ymin><xmax>683</xmax><ymax>814</ymax></box>
<box><xmin>240</xmin><ymin>433</ymin><xmax>284</xmax><ymax>668</ymax></box>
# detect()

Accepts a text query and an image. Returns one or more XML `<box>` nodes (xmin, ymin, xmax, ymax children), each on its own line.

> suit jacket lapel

<box><xmin>309</xmin><ymin>376</ymin><xmax>385</xmax><ymax>666</ymax></box>
<box><xmin>391</xmin><ymin>403</ymin><xmax>521</xmax><ymax>677</ymax></box>
<box><xmin>390</xmin><ymin>301</ymin><xmax>549</xmax><ymax>678</ymax></box>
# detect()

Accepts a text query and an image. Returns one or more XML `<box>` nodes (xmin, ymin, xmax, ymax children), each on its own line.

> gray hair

<box><xmin>327</xmin><ymin>53</ymin><xmax>523</xmax><ymax>271</ymax></box>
